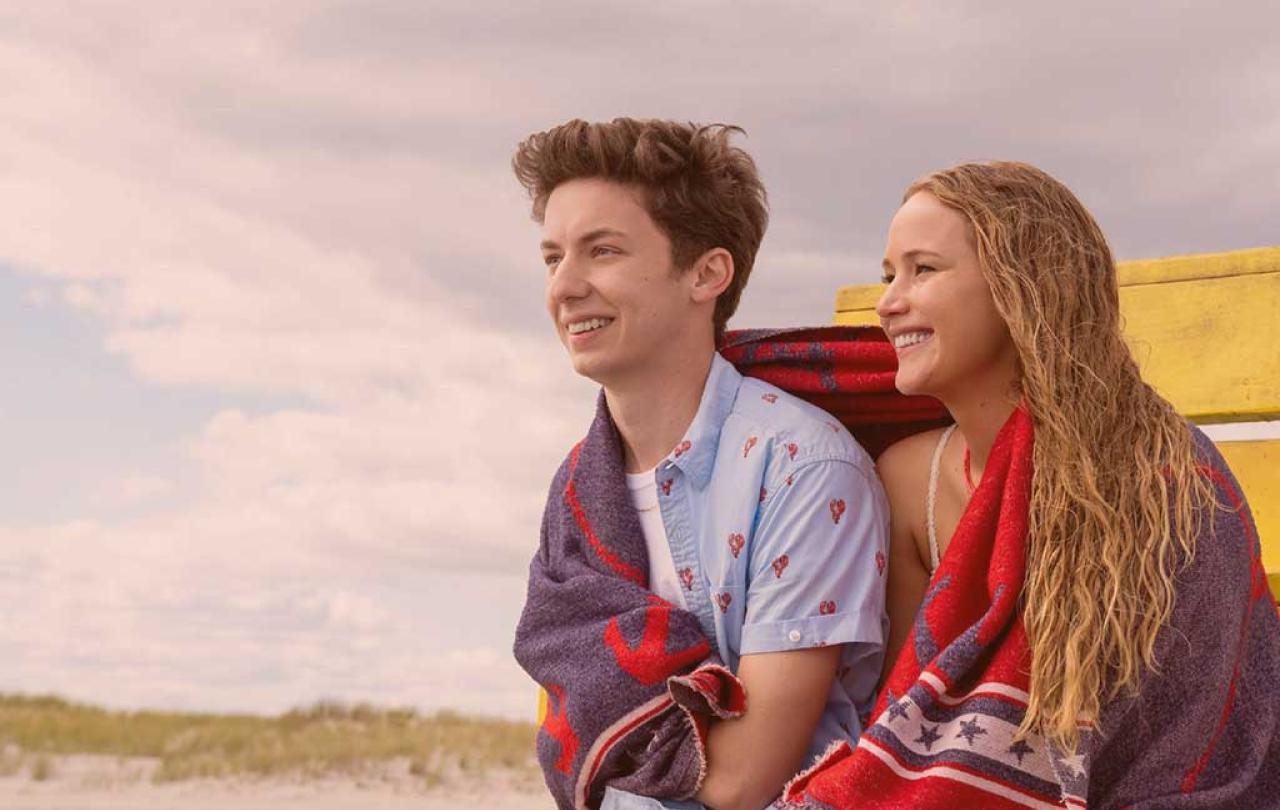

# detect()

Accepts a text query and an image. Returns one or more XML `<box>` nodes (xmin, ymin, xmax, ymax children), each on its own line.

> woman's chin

<box><xmin>893</xmin><ymin>370</ymin><xmax>930</xmax><ymax>398</ymax></box>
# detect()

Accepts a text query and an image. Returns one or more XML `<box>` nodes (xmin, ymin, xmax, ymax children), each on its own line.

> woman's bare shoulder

<box><xmin>876</xmin><ymin>426</ymin><xmax>950</xmax><ymax>485</ymax></box>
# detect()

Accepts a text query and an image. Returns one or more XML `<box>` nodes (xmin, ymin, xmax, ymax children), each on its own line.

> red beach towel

<box><xmin>781</xmin><ymin>404</ymin><xmax>1280</xmax><ymax>808</ymax></box>
<box><xmin>778</xmin><ymin>405</ymin><xmax>1086</xmax><ymax>808</ymax></box>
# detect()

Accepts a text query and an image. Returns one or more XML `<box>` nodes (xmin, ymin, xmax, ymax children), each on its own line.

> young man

<box><xmin>513</xmin><ymin>118</ymin><xmax>888</xmax><ymax>810</ymax></box>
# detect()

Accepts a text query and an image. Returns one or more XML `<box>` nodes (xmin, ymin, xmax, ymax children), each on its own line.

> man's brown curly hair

<box><xmin>512</xmin><ymin>117</ymin><xmax>768</xmax><ymax>335</ymax></box>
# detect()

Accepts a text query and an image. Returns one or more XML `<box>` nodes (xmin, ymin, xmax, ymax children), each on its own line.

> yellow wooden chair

<box><xmin>834</xmin><ymin>246</ymin><xmax>1280</xmax><ymax>603</ymax></box>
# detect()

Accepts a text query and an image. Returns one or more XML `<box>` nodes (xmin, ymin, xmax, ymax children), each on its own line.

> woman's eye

<box><xmin>916</xmin><ymin>264</ymin><xmax>936</xmax><ymax>273</ymax></box>
<box><xmin>880</xmin><ymin>273</ymin><xmax>895</xmax><ymax>285</ymax></box>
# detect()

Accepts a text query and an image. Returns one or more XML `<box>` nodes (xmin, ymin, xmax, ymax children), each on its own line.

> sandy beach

<box><xmin>0</xmin><ymin>755</ymin><xmax>556</xmax><ymax>810</ymax></box>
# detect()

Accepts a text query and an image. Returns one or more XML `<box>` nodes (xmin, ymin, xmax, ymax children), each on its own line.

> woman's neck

<box><xmin>940</xmin><ymin>379</ymin><xmax>1020</xmax><ymax>482</ymax></box>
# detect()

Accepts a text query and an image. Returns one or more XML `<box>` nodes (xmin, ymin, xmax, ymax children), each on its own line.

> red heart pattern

<box><xmin>819</xmin><ymin>600</ymin><xmax>836</xmax><ymax>615</ymax></box>
<box><xmin>829</xmin><ymin>498</ymin><xmax>846</xmax><ymax>525</ymax></box>
<box><xmin>786</xmin><ymin>474</ymin><xmax>794</xmax><ymax>487</ymax></box>
<box><xmin>876</xmin><ymin>550</ymin><xmax>887</xmax><ymax>576</ymax></box>
<box><xmin>679</xmin><ymin>567</ymin><xmax>694</xmax><ymax>591</ymax></box>
<box><xmin>786</xmin><ymin>442</ymin><xmax>798</xmax><ymax>460</ymax></box>
<box><xmin>727</xmin><ymin>532</ymin><xmax>745</xmax><ymax>558</ymax></box>
<box><xmin>660</xmin><ymin>479</ymin><xmax>673</xmax><ymax>496</ymax></box>
<box><xmin>761</xmin><ymin>393</ymin><xmax>778</xmax><ymax>404</ymax></box>
<box><xmin>758</xmin><ymin>486</ymin><xmax>767</xmax><ymax>504</ymax></box>
<box><xmin>743</xmin><ymin>436</ymin><xmax>758</xmax><ymax>458</ymax></box>
<box><xmin>771</xmin><ymin>554</ymin><xmax>789</xmax><ymax>579</ymax></box>
<box><xmin>716</xmin><ymin>592</ymin><xmax>733</xmax><ymax>613</ymax></box>
<box><xmin>673</xmin><ymin>440</ymin><xmax>692</xmax><ymax>458</ymax></box>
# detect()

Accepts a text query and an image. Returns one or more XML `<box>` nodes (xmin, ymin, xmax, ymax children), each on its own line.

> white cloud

<box><xmin>0</xmin><ymin>1</ymin><xmax>593</xmax><ymax>718</ymax></box>
<box><xmin>97</xmin><ymin>475</ymin><xmax>175</xmax><ymax>506</ymax></box>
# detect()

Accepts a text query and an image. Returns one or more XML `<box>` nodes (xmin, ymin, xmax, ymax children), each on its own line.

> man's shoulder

<box><xmin>729</xmin><ymin>377</ymin><xmax>873</xmax><ymax>470</ymax></box>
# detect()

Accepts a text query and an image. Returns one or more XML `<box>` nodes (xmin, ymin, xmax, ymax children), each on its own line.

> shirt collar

<box><xmin>664</xmin><ymin>353</ymin><xmax>742</xmax><ymax>490</ymax></box>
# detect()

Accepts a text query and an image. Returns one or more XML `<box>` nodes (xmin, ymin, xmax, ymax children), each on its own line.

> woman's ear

<box><xmin>689</xmin><ymin>247</ymin><xmax>735</xmax><ymax>304</ymax></box>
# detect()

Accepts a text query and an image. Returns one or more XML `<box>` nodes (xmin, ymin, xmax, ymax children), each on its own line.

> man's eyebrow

<box><xmin>540</xmin><ymin>228</ymin><xmax>628</xmax><ymax>252</ymax></box>
<box><xmin>579</xmin><ymin>227</ymin><xmax>627</xmax><ymax>243</ymax></box>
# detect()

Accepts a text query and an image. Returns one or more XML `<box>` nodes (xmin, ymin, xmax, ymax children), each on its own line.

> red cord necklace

<box><xmin>962</xmin><ymin>445</ymin><xmax>977</xmax><ymax>493</ymax></box>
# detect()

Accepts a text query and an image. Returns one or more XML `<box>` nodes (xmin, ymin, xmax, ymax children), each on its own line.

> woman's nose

<box><xmin>876</xmin><ymin>277</ymin><xmax>907</xmax><ymax>321</ymax></box>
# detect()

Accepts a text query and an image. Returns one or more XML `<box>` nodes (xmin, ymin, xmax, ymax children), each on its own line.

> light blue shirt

<box><xmin>603</xmin><ymin>353</ymin><xmax>889</xmax><ymax>810</ymax></box>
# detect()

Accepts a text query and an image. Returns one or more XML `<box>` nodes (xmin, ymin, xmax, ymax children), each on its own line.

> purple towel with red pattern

<box><xmin>514</xmin><ymin>327</ymin><xmax>948</xmax><ymax>809</ymax></box>
<box><xmin>513</xmin><ymin>395</ymin><xmax>746</xmax><ymax>810</ymax></box>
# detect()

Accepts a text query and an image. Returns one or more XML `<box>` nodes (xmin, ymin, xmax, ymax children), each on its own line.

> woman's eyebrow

<box><xmin>883</xmin><ymin>248</ymin><xmax>943</xmax><ymax>269</ymax></box>
<box><xmin>902</xmin><ymin>249</ymin><xmax>943</xmax><ymax>262</ymax></box>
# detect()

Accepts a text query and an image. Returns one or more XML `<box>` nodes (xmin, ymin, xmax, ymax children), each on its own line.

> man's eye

<box><xmin>592</xmin><ymin>246</ymin><xmax>617</xmax><ymax>257</ymax></box>
<box><xmin>543</xmin><ymin>255</ymin><xmax>561</xmax><ymax>268</ymax></box>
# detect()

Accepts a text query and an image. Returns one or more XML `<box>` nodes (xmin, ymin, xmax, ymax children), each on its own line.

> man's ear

<box><xmin>689</xmin><ymin>248</ymin><xmax>735</xmax><ymax>305</ymax></box>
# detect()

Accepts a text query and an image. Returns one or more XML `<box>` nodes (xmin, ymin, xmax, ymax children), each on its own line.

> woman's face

<box><xmin>877</xmin><ymin>190</ymin><xmax>1018</xmax><ymax>401</ymax></box>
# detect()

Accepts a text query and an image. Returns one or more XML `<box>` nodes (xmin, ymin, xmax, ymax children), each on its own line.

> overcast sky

<box><xmin>1</xmin><ymin>1</ymin><xmax>1277</xmax><ymax>722</ymax></box>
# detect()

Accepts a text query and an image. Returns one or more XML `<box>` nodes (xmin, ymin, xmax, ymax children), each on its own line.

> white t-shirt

<box><xmin>625</xmin><ymin>468</ymin><xmax>688</xmax><ymax>609</ymax></box>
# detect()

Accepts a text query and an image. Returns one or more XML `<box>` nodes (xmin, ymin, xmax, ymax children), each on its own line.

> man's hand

<box><xmin>694</xmin><ymin>645</ymin><xmax>841</xmax><ymax>810</ymax></box>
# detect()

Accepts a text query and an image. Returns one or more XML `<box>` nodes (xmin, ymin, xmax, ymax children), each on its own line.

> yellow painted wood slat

<box><xmin>833</xmin><ymin>307</ymin><xmax>878</xmax><ymax>327</ymax></box>
<box><xmin>1116</xmin><ymin>245</ymin><xmax>1280</xmax><ymax>286</ymax></box>
<box><xmin>833</xmin><ymin>246</ymin><xmax>1280</xmax><ymax>422</ymax></box>
<box><xmin>1217</xmin><ymin>440</ymin><xmax>1279</xmax><ymax>599</ymax></box>
<box><xmin>1119</xmin><ymin>272</ymin><xmax>1280</xmax><ymax>422</ymax></box>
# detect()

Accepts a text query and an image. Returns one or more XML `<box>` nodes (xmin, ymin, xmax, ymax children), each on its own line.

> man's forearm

<box><xmin>694</xmin><ymin>646</ymin><xmax>841</xmax><ymax>810</ymax></box>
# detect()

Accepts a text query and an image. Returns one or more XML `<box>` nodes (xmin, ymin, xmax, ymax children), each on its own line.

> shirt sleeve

<box><xmin>739</xmin><ymin>457</ymin><xmax>889</xmax><ymax>656</ymax></box>
<box><xmin>600</xmin><ymin>787</ymin><xmax>705</xmax><ymax>809</ymax></box>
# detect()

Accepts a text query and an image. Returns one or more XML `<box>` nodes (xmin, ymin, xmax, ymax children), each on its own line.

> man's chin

<box><xmin>568</xmin><ymin>353</ymin><xmax>613</xmax><ymax>385</ymax></box>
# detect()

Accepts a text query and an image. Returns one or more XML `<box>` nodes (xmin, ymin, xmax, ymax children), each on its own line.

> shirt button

<box><xmin>788</xmin><ymin>629</ymin><xmax>802</xmax><ymax>643</ymax></box>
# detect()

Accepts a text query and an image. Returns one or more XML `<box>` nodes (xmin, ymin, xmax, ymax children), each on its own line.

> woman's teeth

<box><xmin>893</xmin><ymin>331</ymin><xmax>932</xmax><ymax>349</ymax></box>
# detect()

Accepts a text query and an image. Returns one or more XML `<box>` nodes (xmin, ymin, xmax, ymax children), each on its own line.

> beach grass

<box><xmin>0</xmin><ymin>693</ymin><xmax>538</xmax><ymax>786</ymax></box>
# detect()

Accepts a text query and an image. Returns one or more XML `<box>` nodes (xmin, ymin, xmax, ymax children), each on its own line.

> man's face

<box><xmin>540</xmin><ymin>178</ymin><xmax>696</xmax><ymax>387</ymax></box>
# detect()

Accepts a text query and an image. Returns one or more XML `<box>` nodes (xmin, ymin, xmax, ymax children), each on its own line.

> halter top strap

<box><xmin>926</xmin><ymin>424</ymin><xmax>958</xmax><ymax>574</ymax></box>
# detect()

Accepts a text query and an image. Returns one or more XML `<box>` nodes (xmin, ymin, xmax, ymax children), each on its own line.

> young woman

<box><xmin>784</xmin><ymin>162</ymin><xmax>1279</xmax><ymax>809</ymax></box>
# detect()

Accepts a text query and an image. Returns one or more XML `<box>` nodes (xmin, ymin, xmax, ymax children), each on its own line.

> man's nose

<box><xmin>547</xmin><ymin>252</ymin><xmax>589</xmax><ymax>304</ymax></box>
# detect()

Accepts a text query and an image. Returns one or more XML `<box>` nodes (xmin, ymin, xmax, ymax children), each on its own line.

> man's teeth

<box><xmin>894</xmin><ymin>331</ymin><xmax>932</xmax><ymax>349</ymax></box>
<box><xmin>567</xmin><ymin>317</ymin><xmax>614</xmax><ymax>335</ymax></box>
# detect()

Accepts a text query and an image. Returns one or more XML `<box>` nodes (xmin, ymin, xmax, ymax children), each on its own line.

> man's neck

<box><xmin>605</xmin><ymin>348</ymin><xmax>715</xmax><ymax>474</ymax></box>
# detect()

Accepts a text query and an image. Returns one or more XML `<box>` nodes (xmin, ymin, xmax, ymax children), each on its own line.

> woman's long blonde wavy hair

<box><xmin>905</xmin><ymin>162</ymin><xmax>1216</xmax><ymax>751</ymax></box>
